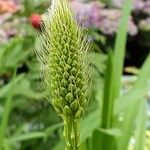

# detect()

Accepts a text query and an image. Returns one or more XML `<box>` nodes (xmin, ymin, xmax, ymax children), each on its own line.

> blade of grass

<box><xmin>112</xmin><ymin>0</ymin><xmax>133</xmax><ymax>100</ymax></box>
<box><xmin>114</xmin><ymin>87</ymin><xmax>147</xmax><ymax>115</ymax></box>
<box><xmin>95</xmin><ymin>0</ymin><xmax>133</xmax><ymax>149</ymax></box>
<box><xmin>117</xmin><ymin>53</ymin><xmax>150</xmax><ymax>150</ymax></box>
<box><xmin>101</xmin><ymin>50</ymin><xmax>114</xmax><ymax>128</ymax></box>
<box><xmin>52</xmin><ymin>140</ymin><xmax>65</xmax><ymax>150</ymax></box>
<box><xmin>81</xmin><ymin>138</ymin><xmax>92</xmax><ymax>150</ymax></box>
<box><xmin>92</xmin><ymin>129</ymin><xmax>102</xmax><ymax>150</ymax></box>
<box><xmin>100</xmin><ymin>0</ymin><xmax>133</xmax><ymax>129</ymax></box>
<box><xmin>3</xmin><ymin>139</ymin><xmax>11</xmax><ymax>150</ymax></box>
<box><xmin>117</xmin><ymin>102</ymin><xmax>139</xmax><ymax>150</ymax></box>
<box><xmin>97</xmin><ymin>50</ymin><xmax>114</xmax><ymax>150</ymax></box>
<box><xmin>8</xmin><ymin>122</ymin><xmax>63</xmax><ymax>147</ymax></box>
<box><xmin>0</xmin><ymin>71</ymin><xmax>22</xmax><ymax>150</ymax></box>
<box><xmin>0</xmin><ymin>74</ymin><xmax>24</xmax><ymax>98</ymax></box>
<box><xmin>109</xmin><ymin>1</ymin><xmax>134</xmax><ymax>149</ymax></box>
<box><xmin>134</xmin><ymin>54</ymin><xmax>150</xmax><ymax>88</ymax></box>
<box><xmin>44</xmin><ymin>123</ymin><xmax>63</xmax><ymax>137</ymax></box>
<box><xmin>80</xmin><ymin>110</ymin><xmax>100</xmax><ymax>142</ymax></box>
<box><xmin>8</xmin><ymin>132</ymin><xmax>46</xmax><ymax>142</ymax></box>
<box><xmin>134</xmin><ymin>100</ymin><xmax>147</xmax><ymax>150</ymax></box>
<box><xmin>117</xmin><ymin>97</ymin><xmax>147</xmax><ymax>150</ymax></box>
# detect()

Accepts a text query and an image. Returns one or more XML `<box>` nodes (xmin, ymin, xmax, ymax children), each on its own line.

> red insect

<box><xmin>29</xmin><ymin>13</ymin><xmax>42</xmax><ymax>31</ymax></box>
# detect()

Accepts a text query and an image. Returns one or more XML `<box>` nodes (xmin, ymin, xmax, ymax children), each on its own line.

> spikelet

<box><xmin>36</xmin><ymin>0</ymin><xmax>90</xmax><ymax>120</ymax></box>
<box><xmin>36</xmin><ymin>0</ymin><xmax>91</xmax><ymax>149</ymax></box>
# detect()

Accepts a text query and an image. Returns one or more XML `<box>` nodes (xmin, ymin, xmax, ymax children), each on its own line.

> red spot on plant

<box><xmin>29</xmin><ymin>13</ymin><xmax>42</xmax><ymax>31</ymax></box>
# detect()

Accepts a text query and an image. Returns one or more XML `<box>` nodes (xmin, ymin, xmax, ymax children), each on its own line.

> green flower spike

<box><xmin>36</xmin><ymin>0</ymin><xmax>91</xmax><ymax>149</ymax></box>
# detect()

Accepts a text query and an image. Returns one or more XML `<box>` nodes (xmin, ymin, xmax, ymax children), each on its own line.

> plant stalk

<box><xmin>73</xmin><ymin>120</ymin><xmax>80</xmax><ymax>150</ymax></box>
<box><xmin>64</xmin><ymin>117</ymin><xmax>73</xmax><ymax>150</ymax></box>
<box><xmin>64</xmin><ymin>117</ymin><xmax>80</xmax><ymax>150</ymax></box>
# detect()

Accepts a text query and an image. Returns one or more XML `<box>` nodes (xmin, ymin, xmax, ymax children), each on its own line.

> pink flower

<box><xmin>0</xmin><ymin>0</ymin><xmax>20</xmax><ymax>14</ymax></box>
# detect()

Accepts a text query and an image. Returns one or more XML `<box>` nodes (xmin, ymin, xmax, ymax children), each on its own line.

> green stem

<box><xmin>64</xmin><ymin>117</ymin><xmax>80</xmax><ymax>150</ymax></box>
<box><xmin>64</xmin><ymin>117</ymin><xmax>73</xmax><ymax>150</ymax></box>
<box><xmin>73</xmin><ymin>120</ymin><xmax>80</xmax><ymax>150</ymax></box>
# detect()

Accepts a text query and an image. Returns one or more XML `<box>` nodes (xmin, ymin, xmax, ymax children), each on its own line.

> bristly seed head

<box><xmin>36</xmin><ymin>0</ymin><xmax>91</xmax><ymax>119</ymax></box>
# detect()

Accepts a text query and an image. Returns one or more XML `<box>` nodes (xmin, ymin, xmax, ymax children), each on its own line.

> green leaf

<box><xmin>134</xmin><ymin>54</ymin><xmax>150</xmax><ymax>88</ymax></box>
<box><xmin>134</xmin><ymin>100</ymin><xmax>147</xmax><ymax>150</ymax></box>
<box><xmin>112</xmin><ymin>0</ymin><xmax>133</xmax><ymax>99</ymax></box>
<box><xmin>97</xmin><ymin>0</ymin><xmax>134</xmax><ymax>149</ymax></box>
<box><xmin>80</xmin><ymin>110</ymin><xmax>100</xmax><ymax>142</ymax></box>
<box><xmin>117</xmin><ymin>53</ymin><xmax>150</xmax><ymax>150</ymax></box>
<box><xmin>9</xmin><ymin>132</ymin><xmax>46</xmax><ymax>142</ymax></box>
<box><xmin>90</xmin><ymin>52</ymin><xmax>107</xmax><ymax>71</ymax></box>
<box><xmin>101</xmin><ymin>50</ymin><xmax>114</xmax><ymax>128</ymax></box>
<box><xmin>9</xmin><ymin>123</ymin><xmax>63</xmax><ymax>143</ymax></box>
<box><xmin>52</xmin><ymin>140</ymin><xmax>65</xmax><ymax>150</ymax></box>
<box><xmin>0</xmin><ymin>74</ymin><xmax>24</xmax><ymax>98</ymax></box>
<box><xmin>45</xmin><ymin>122</ymin><xmax>63</xmax><ymax>136</ymax></box>
<box><xmin>10</xmin><ymin>78</ymin><xmax>44</xmax><ymax>99</ymax></box>
<box><xmin>0</xmin><ymin>105</ymin><xmax>4</xmax><ymax>118</ymax></box>
<box><xmin>114</xmin><ymin>88</ymin><xmax>147</xmax><ymax>115</ymax></box>
<box><xmin>92</xmin><ymin>129</ymin><xmax>115</xmax><ymax>150</ymax></box>
<box><xmin>3</xmin><ymin>139</ymin><xmax>12</xmax><ymax>150</ymax></box>
<box><xmin>97</xmin><ymin>128</ymin><xmax>122</xmax><ymax>137</ymax></box>
<box><xmin>0</xmin><ymin>38</ymin><xmax>30</xmax><ymax>74</ymax></box>
<box><xmin>0</xmin><ymin>73</ymin><xmax>19</xmax><ymax>150</ymax></box>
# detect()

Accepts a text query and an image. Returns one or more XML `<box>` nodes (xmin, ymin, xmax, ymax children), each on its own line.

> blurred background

<box><xmin>0</xmin><ymin>0</ymin><xmax>150</xmax><ymax>149</ymax></box>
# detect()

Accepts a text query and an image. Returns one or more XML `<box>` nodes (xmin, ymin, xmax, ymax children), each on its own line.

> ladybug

<box><xmin>29</xmin><ymin>13</ymin><xmax>42</xmax><ymax>31</ymax></box>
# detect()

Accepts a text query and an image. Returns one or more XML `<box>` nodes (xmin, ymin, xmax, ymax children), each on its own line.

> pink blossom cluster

<box><xmin>71</xmin><ymin>0</ymin><xmax>138</xmax><ymax>35</ymax></box>
<box><xmin>0</xmin><ymin>0</ymin><xmax>21</xmax><ymax>43</ymax></box>
<box><xmin>0</xmin><ymin>0</ymin><xmax>20</xmax><ymax>14</ymax></box>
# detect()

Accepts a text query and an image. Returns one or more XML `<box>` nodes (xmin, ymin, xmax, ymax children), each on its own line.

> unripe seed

<box><xmin>65</xmin><ymin>93</ymin><xmax>74</xmax><ymax>103</ymax></box>
<box><xmin>61</xmin><ymin>78</ymin><xmax>68</xmax><ymax>87</ymax></box>
<box><xmin>60</xmin><ymin>87</ymin><xmax>68</xmax><ymax>97</ymax></box>
<box><xmin>71</xmin><ymin>67</ymin><xmax>77</xmax><ymax>76</ymax></box>
<box><xmin>70</xmin><ymin>100</ymin><xmax>80</xmax><ymax>112</ymax></box>
<box><xmin>65</xmin><ymin>64</ymin><xmax>71</xmax><ymax>71</ymax></box>
<box><xmin>59</xmin><ymin>97</ymin><xmax>68</xmax><ymax>107</ymax></box>
<box><xmin>77</xmin><ymin>72</ymin><xmax>83</xmax><ymax>79</ymax></box>
<box><xmin>76</xmin><ymin>78</ymin><xmax>83</xmax><ymax>88</ymax></box>
<box><xmin>52</xmin><ymin>100</ymin><xmax>63</xmax><ymax>114</ymax></box>
<box><xmin>79</xmin><ymin>92</ymin><xmax>85</xmax><ymax>99</ymax></box>
<box><xmin>68</xmin><ymin>83</ymin><xmax>75</xmax><ymax>91</ymax></box>
<box><xmin>64</xmin><ymin>43</ymin><xmax>70</xmax><ymax>49</ymax></box>
<box><xmin>80</xmin><ymin>98</ymin><xmax>87</xmax><ymax>108</ymax></box>
<box><xmin>63</xmin><ymin>48</ymin><xmax>68</xmax><ymax>55</ymax></box>
<box><xmin>58</xmin><ymin>45</ymin><xmax>62</xmax><ymax>50</ymax></box>
<box><xmin>55</xmin><ymin>74</ymin><xmax>62</xmax><ymax>80</ymax></box>
<box><xmin>64</xmin><ymin>72</ymin><xmax>70</xmax><ymax>79</ymax></box>
<box><xmin>69</xmin><ymin>75</ymin><xmax>75</xmax><ymax>82</ymax></box>
<box><xmin>67</xmin><ymin>58</ymin><xmax>72</xmax><ymax>65</ymax></box>
<box><xmin>64</xmin><ymin>105</ymin><xmax>72</xmax><ymax>116</ymax></box>
<box><xmin>75</xmin><ymin>107</ymin><xmax>84</xmax><ymax>119</ymax></box>
<box><xmin>72</xmin><ymin>60</ymin><xmax>78</xmax><ymax>67</ymax></box>
<box><xmin>73</xmin><ymin>53</ymin><xmax>78</xmax><ymax>59</ymax></box>
<box><xmin>61</xmin><ymin>55</ymin><xmax>67</xmax><ymax>60</ymax></box>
